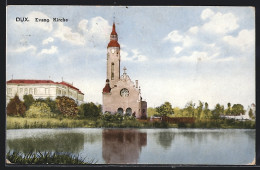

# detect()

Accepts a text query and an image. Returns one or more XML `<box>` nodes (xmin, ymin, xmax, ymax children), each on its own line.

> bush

<box><xmin>23</xmin><ymin>94</ymin><xmax>35</xmax><ymax>110</ymax></box>
<box><xmin>56</xmin><ymin>96</ymin><xmax>78</xmax><ymax>117</ymax></box>
<box><xmin>25</xmin><ymin>102</ymin><xmax>52</xmax><ymax>118</ymax></box>
<box><xmin>7</xmin><ymin>95</ymin><xmax>26</xmax><ymax>117</ymax></box>
<box><xmin>78</xmin><ymin>102</ymin><xmax>101</xmax><ymax>119</ymax></box>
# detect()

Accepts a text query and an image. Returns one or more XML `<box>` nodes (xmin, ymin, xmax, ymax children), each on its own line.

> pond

<box><xmin>6</xmin><ymin>128</ymin><xmax>255</xmax><ymax>165</ymax></box>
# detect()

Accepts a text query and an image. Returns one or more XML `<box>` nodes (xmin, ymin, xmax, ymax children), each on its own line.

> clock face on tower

<box><xmin>120</xmin><ymin>88</ymin><xmax>129</xmax><ymax>97</ymax></box>
<box><xmin>111</xmin><ymin>48</ymin><xmax>115</xmax><ymax>54</ymax></box>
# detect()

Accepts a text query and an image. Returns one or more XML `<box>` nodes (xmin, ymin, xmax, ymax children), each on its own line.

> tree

<box><xmin>45</xmin><ymin>97</ymin><xmax>60</xmax><ymax>114</ymax></box>
<box><xmin>155</xmin><ymin>102</ymin><xmax>174</xmax><ymax>116</ymax></box>
<box><xmin>147</xmin><ymin>107</ymin><xmax>158</xmax><ymax>117</ymax></box>
<box><xmin>249</xmin><ymin>108</ymin><xmax>254</xmax><ymax>119</ymax></box>
<box><xmin>231</xmin><ymin>104</ymin><xmax>245</xmax><ymax>115</ymax></box>
<box><xmin>212</xmin><ymin>103</ymin><xmax>224</xmax><ymax>119</ymax></box>
<box><xmin>78</xmin><ymin>102</ymin><xmax>101</xmax><ymax>119</ymax></box>
<box><xmin>55</xmin><ymin>96</ymin><xmax>78</xmax><ymax>117</ymax></box>
<box><xmin>182</xmin><ymin>101</ymin><xmax>195</xmax><ymax>117</ymax></box>
<box><xmin>25</xmin><ymin>102</ymin><xmax>52</xmax><ymax>118</ymax></box>
<box><xmin>7</xmin><ymin>95</ymin><xmax>26</xmax><ymax>117</ymax></box>
<box><xmin>196</xmin><ymin>101</ymin><xmax>203</xmax><ymax>119</ymax></box>
<box><xmin>225</xmin><ymin>103</ymin><xmax>231</xmax><ymax>115</ymax></box>
<box><xmin>203</xmin><ymin>102</ymin><xmax>212</xmax><ymax>119</ymax></box>
<box><xmin>23</xmin><ymin>94</ymin><xmax>35</xmax><ymax>110</ymax></box>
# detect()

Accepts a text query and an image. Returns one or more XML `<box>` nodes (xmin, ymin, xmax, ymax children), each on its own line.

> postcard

<box><xmin>5</xmin><ymin>5</ymin><xmax>256</xmax><ymax>166</ymax></box>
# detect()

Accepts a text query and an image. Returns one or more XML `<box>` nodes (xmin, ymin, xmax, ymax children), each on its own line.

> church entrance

<box><xmin>117</xmin><ymin>108</ymin><xmax>123</xmax><ymax>115</ymax></box>
<box><xmin>126</xmin><ymin>108</ymin><xmax>132</xmax><ymax>116</ymax></box>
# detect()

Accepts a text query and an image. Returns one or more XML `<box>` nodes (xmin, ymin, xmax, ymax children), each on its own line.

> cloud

<box><xmin>169</xmin><ymin>51</ymin><xmax>231</xmax><ymax>63</ymax></box>
<box><xmin>120</xmin><ymin>50</ymin><xmax>130</xmax><ymax>61</ymax></box>
<box><xmin>174</xmin><ymin>46</ymin><xmax>183</xmax><ymax>54</ymax></box>
<box><xmin>164</xmin><ymin>30</ymin><xmax>183</xmax><ymax>42</ymax></box>
<box><xmin>164</xmin><ymin>30</ymin><xmax>193</xmax><ymax>47</ymax></box>
<box><xmin>78</xmin><ymin>17</ymin><xmax>111</xmax><ymax>43</ymax></box>
<box><xmin>201</xmin><ymin>8</ymin><xmax>215</xmax><ymax>20</ymax></box>
<box><xmin>188</xmin><ymin>26</ymin><xmax>199</xmax><ymax>34</ymax></box>
<box><xmin>9</xmin><ymin>45</ymin><xmax>37</xmax><ymax>54</ymax></box>
<box><xmin>38</xmin><ymin>46</ymin><xmax>58</xmax><ymax>55</ymax></box>
<box><xmin>202</xmin><ymin>10</ymin><xmax>239</xmax><ymax>34</ymax></box>
<box><xmin>78</xmin><ymin>19</ymin><xmax>89</xmax><ymax>32</ymax></box>
<box><xmin>121</xmin><ymin>49</ymin><xmax>147</xmax><ymax>62</ymax></box>
<box><xmin>223</xmin><ymin>29</ymin><xmax>255</xmax><ymax>52</ymax></box>
<box><xmin>54</xmin><ymin>23</ymin><xmax>85</xmax><ymax>46</ymax></box>
<box><xmin>26</xmin><ymin>11</ymin><xmax>53</xmax><ymax>32</ymax></box>
<box><xmin>42</xmin><ymin>37</ymin><xmax>54</xmax><ymax>45</ymax></box>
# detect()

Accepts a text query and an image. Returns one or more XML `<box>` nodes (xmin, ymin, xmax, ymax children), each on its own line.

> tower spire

<box><xmin>111</xmin><ymin>22</ymin><xmax>117</xmax><ymax>36</ymax></box>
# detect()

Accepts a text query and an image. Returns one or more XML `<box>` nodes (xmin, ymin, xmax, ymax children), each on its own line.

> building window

<box><xmin>29</xmin><ymin>88</ymin><xmax>33</xmax><ymax>94</ymax></box>
<box><xmin>57</xmin><ymin>89</ymin><xmax>61</xmax><ymax>95</ymax></box>
<box><xmin>20</xmin><ymin>88</ymin><xmax>23</xmax><ymax>94</ymax></box>
<box><xmin>45</xmin><ymin>88</ymin><xmax>49</xmax><ymax>94</ymax></box>
<box><xmin>7</xmin><ymin>88</ymin><xmax>12</xmax><ymax>94</ymax></box>
<box><xmin>34</xmin><ymin>88</ymin><xmax>37</xmax><ymax>95</ymax></box>
<box><xmin>111</xmin><ymin>63</ymin><xmax>114</xmax><ymax>80</ymax></box>
<box><xmin>25</xmin><ymin>88</ymin><xmax>28</xmax><ymax>94</ymax></box>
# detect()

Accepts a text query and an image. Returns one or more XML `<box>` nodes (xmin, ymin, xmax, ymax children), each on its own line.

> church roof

<box><xmin>107</xmin><ymin>40</ymin><xmax>120</xmax><ymax>48</ymax></box>
<box><xmin>111</xmin><ymin>22</ymin><xmax>117</xmax><ymax>35</ymax></box>
<box><xmin>7</xmin><ymin>79</ymin><xmax>84</xmax><ymax>95</ymax></box>
<box><xmin>103</xmin><ymin>79</ymin><xmax>111</xmax><ymax>93</ymax></box>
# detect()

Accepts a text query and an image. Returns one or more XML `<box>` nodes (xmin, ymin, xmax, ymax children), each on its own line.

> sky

<box><xmin>6</xmin><ymin>6</ymin><xmax>255</xmax><ymax>109</ymax></box>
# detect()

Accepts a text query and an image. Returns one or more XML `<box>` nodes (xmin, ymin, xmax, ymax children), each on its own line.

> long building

<box><xmin>6</xmin><ymin>79</ymin><xmax>84</xmax><ymax>105</ymax></box>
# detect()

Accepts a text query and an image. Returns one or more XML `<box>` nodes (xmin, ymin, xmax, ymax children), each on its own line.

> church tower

<box><xmin>107</xmin><ymin>22</ymin><xmax>120</xmax><ymax>88</ymax></box>
<box><xmin>102</xmin><ymin>21</ymin><xmax>147</xmax><ymax>119</ymax></box>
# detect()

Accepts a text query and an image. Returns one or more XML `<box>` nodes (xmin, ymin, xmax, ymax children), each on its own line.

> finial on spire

<box><xmin>113</xmin><ymin>13</ymin><xmax>115</xmax><ymax>23</ymax></box>
<box><xmin>123</xmin><ymin>67</ymin><xmax>127</xmax><ymax>74</ymax></box>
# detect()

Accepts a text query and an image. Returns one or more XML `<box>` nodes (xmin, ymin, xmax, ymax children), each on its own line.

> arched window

<box><xmin>126</xmin><ymin>108</ymin><xmax>132</xmax><ymax>116</ymax></box>
<box><xmin>117</xmin><ymin>108</ymin><xmax>123</xmax><ymax>115</ymax></box>
<box><xmin>111</xmin><ymin>63</ymin><xmax>114</xmax><ymax>80</ymax></box>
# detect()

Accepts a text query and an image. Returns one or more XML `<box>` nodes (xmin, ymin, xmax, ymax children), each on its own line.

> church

<box><xmin>102</xmin><ymin>22</ymin><xmax>147</xmax><ymax>119</ymax></box>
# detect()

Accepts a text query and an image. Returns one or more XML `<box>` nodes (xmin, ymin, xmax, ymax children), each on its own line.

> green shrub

<box><xmin>25</xmin><ymin>102</ymin><xmax>52</xmax><ymax>118</ymax></box>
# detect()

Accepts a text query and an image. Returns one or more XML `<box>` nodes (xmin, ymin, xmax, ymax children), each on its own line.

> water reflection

<box><xmin>155</xmin><ymin>132</ymin><xmax>175</xmax><ymax>149</ymax></box>
<box><xmin>7</xmin><ymin>133</ymin><xmax>84</xmax><ymax>153</ymax></box>
<box><xmin>102</xmin><ymin>129</ymin><xmax>147</xmax><ymax>164</ymax></box>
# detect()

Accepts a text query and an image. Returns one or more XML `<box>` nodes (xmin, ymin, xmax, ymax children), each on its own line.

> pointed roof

<box><xmin>107</xmin><ymin>40</ymin><xmax>120</xmax><ymax>48</ymax></box>
<box><xmin>103</xmin><ymin>79</ymin><xmax>111</xmax><ymax>93</ymax></box>
<box><xmin>111</xmin><ymin>22</ymin><xmax>117</xmax><ymax>35</ymax></box>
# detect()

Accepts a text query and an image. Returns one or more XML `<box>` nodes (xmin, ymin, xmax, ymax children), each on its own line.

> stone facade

<box><xmin>6</xmin><ymin>79</ymin><xmax>84</xmax><ymax>105</ymax></box>
<box><xmin>102</xmin><ymin>22</ymin><xmax>147</xmax><ymax>119</ymax></box>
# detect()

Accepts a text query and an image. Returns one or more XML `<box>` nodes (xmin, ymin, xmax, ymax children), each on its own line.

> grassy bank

<box><xmin>6</xmin><ymin>117</ymin><xmax>97</xmax><ymax>129</ymax></box>
<box><xmin>177</xmin><ymin>119</ymin><xmax>255</xmax><ymax>129</ymax></box>
<box><xmin>6</xmin><ymin>151</ymin><xmax>95</xmax><ymax>164</ymax></box>
<box><xmin>6</xmin><ymin>116</ymin><xmax>255</xmax><ymax>129</ymax></box>
<box><xmin>6</xmin><ymin>116</ymin><xmax>172</xmax><ymax>129</ymax></box>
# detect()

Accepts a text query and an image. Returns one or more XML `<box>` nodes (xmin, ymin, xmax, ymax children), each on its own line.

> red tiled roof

<box><xmin>7</xmin><ymin>79</ymin><xmax>84</xmax><ymax>95</ymax></box>
<box><xmin>103</xmin><ymin>79</ymin><xmax>111</xmax><ymax>93</ymax></box>
<box><xmin>107</xmin><ymin>40</ymin><xmax>120</xmax><ymax>48</ymax></box>
<box><xmin>111</xmin><ymin>23</ymin><xmax>117</xmax><ymax>35</ymax></box>
<box><xmin>7</xmin><ymin>79</ymin><xmax>55</xmax><ymax>84</ymax></box>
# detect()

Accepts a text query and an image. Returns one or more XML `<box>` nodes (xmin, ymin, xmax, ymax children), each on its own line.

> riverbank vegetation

<box><xmin>6</xmin><ymin>151</ymin><xmax>95</xmax><ymax>164</ymax></box>
<box><xmin>6</xmin><ymin>95</ymin><xmax>255</xmax><ymax>129</ymax></box>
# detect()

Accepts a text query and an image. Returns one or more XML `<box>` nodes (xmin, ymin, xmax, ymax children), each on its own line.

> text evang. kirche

<box><xmin>16</xmin><ymin>17</ymin><xmax>68</xmax><ymax>22</ymax></box>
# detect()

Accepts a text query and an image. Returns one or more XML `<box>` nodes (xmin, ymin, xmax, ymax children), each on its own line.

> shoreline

<box><xmin>6</xmin><ymin>116</ymin><xmax>255</xmax><ymax>130</ymax></box>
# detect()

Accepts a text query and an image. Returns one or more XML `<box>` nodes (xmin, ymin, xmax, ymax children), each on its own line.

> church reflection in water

<box><xmin>102</xmin><ymin>129</ymin><xmax>147</xmax><ymax>164</ymax></box>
